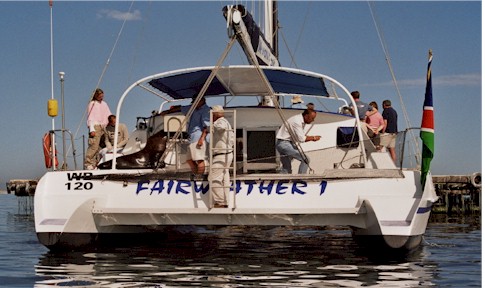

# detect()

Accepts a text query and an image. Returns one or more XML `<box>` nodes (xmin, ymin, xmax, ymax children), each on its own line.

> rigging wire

<box><xmin>278</xmin><ymin>1</ymin><xmax>311</xmax><ymax>69</ymax></box>
<box><xmin>279</xmin><ymin>30</ymin><xmax>298</xmax><ymax>69</ymax></box>
<box><xmin>67</xmin><ymin>1</ymin><xmax>136</xmax><ymax>159</ymax></box>
<box><xmin>126</xmin><ymin>1</ymin><xmax>150</xmax><ymax>85</ymax></box>
<box><xmin>367</xmin><ymin>1</ymin><xmax>420</xmax><ymax>164</ymax></box>
<box><xmin>290</xmin><ymin>1</ymin><xmax>312</xmax><ymax>68</ymax></box>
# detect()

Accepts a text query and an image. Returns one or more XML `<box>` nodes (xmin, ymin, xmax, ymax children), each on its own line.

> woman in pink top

<box><xmin>366</xmin><ymin>101</ymin><xmax>384</xmax><ymax>148</ymax></box>
<box><xmin>84</xmin><ymin>88</ymin><xmax>112</xmax><ymax>169</ymax></box>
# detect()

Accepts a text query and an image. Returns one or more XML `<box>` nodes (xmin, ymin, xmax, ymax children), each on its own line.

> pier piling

<box><xmin>432</xmin><ymin>173</ymin><xmax>481</xmax><ymax>215</ymax></box>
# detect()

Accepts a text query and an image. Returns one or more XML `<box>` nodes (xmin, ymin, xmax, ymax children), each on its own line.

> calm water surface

<box><xmin>0</xmin><ymin>194</ymin><xmax>481</xmax><ymax>287</ymax></box>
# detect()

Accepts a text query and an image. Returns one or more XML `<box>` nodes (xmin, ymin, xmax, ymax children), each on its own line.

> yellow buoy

<box><xmin>47</xmin><ymin>99</ymin><xmax>58</xmax><ymax>117</ymax></box>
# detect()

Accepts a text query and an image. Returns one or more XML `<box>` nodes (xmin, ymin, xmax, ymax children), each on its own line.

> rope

<box><xmin>280</xmin><ymin>30</ymin><xmax>298</xmax><ymax>69</ymax></box>
<box><xmin>235</xmin><ymin>24</ymin><xmax>313</xmax><ymax>173</ymax></box>
<box><xmin>290</xmin><ymin>1</ymin><xmax>312</xmax><ymax>67</ymax></box>
<box><xmin>67</xmin><ymin>1</ymin><xmax>136</xmax><ymax>158</ymax></box>
<box><xmin>239</xmin><ymin>128</ymin><xmax>422</xmax><ymax>170</ymax></box>
<box><xmin>221</xmin><ymin>5</ymin><xmax>312</xmax><ymax>171</ymax></box>
<box><xmin>278</xmin><ymin>2</ymin><xmax>312</xmax><ymax>69</ymax></box>
<box><xmin>158</xmin><ymin>4</ymin><xmax>311</xmax><ymax>172</ymax></box>
<box><xmin>367</xmin><ymin>1</ymin><xmax>420</xmax><ymax>162</ymax></box>
<box><xmin>155</xmin><ymin>36</ymin><xmax>239</xmax><ymax>169</ymax></box>
<box><xmin>243</xmin><ymin>144</ymin><xmax>364</xmax><ymax>171</ymax></box>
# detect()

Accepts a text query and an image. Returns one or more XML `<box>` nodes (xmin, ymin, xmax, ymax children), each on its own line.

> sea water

<box><xmin>0</xmin><ymin>194</ymin><xmax>480</xmax><ymax>287</ymax></box>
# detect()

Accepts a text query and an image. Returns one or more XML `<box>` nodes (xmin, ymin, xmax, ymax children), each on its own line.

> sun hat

<box><xmin>291</xmin><ymin>95</ymin><xmax>303</xmax><ymax>104</ymax></box>
<box><xmin>212</xmin><ymin>105</ymin><xmax>224</xmax><ymax>112</ymax></box>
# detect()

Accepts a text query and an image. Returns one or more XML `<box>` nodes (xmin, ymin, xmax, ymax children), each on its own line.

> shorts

<box><xmin>380</xmin><ymin>133</ymin><xmax>397</xmax><ymax>148</ymax></box>
<box><xmin>186</xmin><ymin>141</ymin><xmax>208</xmax><ymax>162</ymax></box>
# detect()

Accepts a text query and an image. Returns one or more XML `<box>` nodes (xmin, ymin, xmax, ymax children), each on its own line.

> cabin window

<box><xmin>243</xmin><ymin>129</ymin><xmax>279</xmax><ymax>173</ymax></box>
<box><xmin>235</xmin><ymin>129</ymin><xmax>244</xmax><ymax>162</ymax></box>
<box><xmin>337</xmin><ymin>127</ymin><xmax>360</xmax><ymax>148</ymax></box>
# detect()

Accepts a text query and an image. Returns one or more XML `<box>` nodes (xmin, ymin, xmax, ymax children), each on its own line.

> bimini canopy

<box><xmin>148</xmin><ymin>66</ymin><xmax>329</xmax><ymax>100</ymax></box>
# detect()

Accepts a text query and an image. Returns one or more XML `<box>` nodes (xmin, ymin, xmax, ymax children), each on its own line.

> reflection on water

<box><xmin>0</xmin><ymin>195</ymin><xmax>480</xmax><ymax>287</ymax></box>
<box><xmin>35</xmin><ymin>226</ymin><xmax>438</xmax><ymax>287</ymax></box>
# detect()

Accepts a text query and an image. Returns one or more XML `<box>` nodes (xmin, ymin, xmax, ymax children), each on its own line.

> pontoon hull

<box><xmin>34</xmin><ymin>169</ymin><xmax>436</xmax><ymax>250</ymax></box>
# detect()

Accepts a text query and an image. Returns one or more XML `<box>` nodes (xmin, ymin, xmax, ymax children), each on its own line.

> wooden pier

<box><xmin>6</xmin><ymin>173</ymin><xmax>481</xmax><ymax>215</ymax></box>
<box><xmin>431</xmin><ymin>173</ymin><xmax>481</xmax><ymax>215</ymax></box>
<box><xmin>6</xmin><ymin>179</ymin><xmax>38</xmax><ymax>196</ymax></box>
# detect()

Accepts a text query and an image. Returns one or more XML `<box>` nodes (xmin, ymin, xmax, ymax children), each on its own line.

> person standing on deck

<box><xmin>349</xmin><ymin>91</ymin><xmax>377</xmax><ymax>129</ymax></box>
<box><xmin>365</xmin><ymin>101</ymin><xmax>385</xmax><ymax>147</ymax></box>
<box><xmin>276</xmin><ymin>109</ymin><xmax>321</xmax><ymax>174</ymax></box>
<box><xmin>160</xmin><ymin>95</ymin><xmax>210</xmax><ymax>177</ymax></box>
<box><xmin>209</xmin><ymin>105</ymin><xmax>234</xmax><ymax>208</ymax></box>
<box><xmin>381</xmin><ymin>99</ymin><xmax>398</xmax><ymax>162</ymax></box>
<box><xmin>85</xmin><ymin>88</ymin><xmax>112</xmax><ymax>170</ymax></box>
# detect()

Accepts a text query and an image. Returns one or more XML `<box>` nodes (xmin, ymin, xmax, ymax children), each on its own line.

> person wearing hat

<box><xmin>209</xmin><ymin>105</ymin><xmax>234</xmax><ymax>208</ymax></box>
<box><xmin>160</xmin><ymin>95</ymin><xmax>211</xmax><ymax>176</ymax></box>
<box><xmin>291</xmin><ymin>95</ymin><xmax>306</xmax><ymax>109</ymax></box>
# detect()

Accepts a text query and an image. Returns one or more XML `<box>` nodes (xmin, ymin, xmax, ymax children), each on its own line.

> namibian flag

<box><xmin>420</xmin><ymin>50</ymin><xmax>434</xmax><ymax>188</ymax></box>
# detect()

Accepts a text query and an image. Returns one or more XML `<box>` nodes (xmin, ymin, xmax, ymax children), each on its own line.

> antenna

<box><xmin>59</xmin><ymin>71</ymin><xmax>67</xmax><ymax>170</ymax></box>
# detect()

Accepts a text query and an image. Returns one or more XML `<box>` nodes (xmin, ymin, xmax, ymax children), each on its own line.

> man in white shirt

<box><xmin>275</xmin><ymin>109</ymin><xmax>321</xmax><ymax>174</ymax></box>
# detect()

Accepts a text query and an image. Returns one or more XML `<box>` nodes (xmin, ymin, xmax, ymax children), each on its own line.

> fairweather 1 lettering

<box><xmin>135</xmin><ymin>180</ymin><xmax>328</xmax><ymax>195</ymax></box>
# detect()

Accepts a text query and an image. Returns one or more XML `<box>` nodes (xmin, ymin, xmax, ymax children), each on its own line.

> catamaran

<box><xmin>35</xmin><ymin>3</ymin><xmax>438</xmax><ymax>250</ymax></box>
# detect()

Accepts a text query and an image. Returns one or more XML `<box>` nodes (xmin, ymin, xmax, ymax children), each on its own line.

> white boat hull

<box><xmin>35</xmin><ymin>168</ymin><xmax>436</xmax><ymax>250</ymax></box>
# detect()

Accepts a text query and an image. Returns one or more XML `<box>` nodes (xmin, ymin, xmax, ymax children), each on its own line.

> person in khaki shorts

<box><xmin>160</xmin><ymin>95</ymin><xmax>210</xmax><ymax>177</ymax></box>
<box><xmin>380</xmin><ymin>99</ymin><xmax>398</xmax><ymax>162</ymax></box>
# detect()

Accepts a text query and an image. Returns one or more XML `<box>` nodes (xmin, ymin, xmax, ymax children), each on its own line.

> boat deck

<box><xmin>91</xmin><ymin>168</ymin><xmax>405</xmax><ymax>183</ymax></box>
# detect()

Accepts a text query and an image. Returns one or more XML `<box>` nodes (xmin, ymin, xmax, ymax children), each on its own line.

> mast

<box><xmin>222</xmin><ymin>1</ymin><xmax>280</xmax><ymax>106</ymax></box>
<box><xmin>264</xmin><ymin>0</ymin><xmax>278</xmax><ymax>59</ymax></box>
<box><xmin>273</xmin><ymin>1</ymin><xmax>278</xmax><ymax>59</ymax></box>
<box><xmin>264</xmin><ymin>0</ymin><xmax>273</xmax><ymax>49</ymax></box>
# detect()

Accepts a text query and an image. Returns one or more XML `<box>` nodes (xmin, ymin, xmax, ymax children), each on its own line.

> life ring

<box><xmin>470</xmin><ymin>172</ymin><xmax>481</xmax><ymax>188</ymax></box>
<box><xmin>43</xmin><ymin>133</ymin><xmax>58</xmax><ymax>169</ymax></box>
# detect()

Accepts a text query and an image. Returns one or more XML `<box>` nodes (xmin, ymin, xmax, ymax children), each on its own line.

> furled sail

<box><xmin>223</xmin><ymin>5</ymin><xmax>279</xmax><ymax>67</ymax></box>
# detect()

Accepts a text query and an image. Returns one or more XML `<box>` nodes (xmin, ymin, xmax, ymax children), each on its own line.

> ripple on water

<box><xmin>0</xmin><ymin>195</ymin><xmax>481</xmax><ymax>287</ymax></box>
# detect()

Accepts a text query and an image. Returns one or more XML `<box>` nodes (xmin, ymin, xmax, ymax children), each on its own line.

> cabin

<box><xmin>101</xmin><ymin>104</ymin><xmax>395</xmax><ymax>175</ymax></box>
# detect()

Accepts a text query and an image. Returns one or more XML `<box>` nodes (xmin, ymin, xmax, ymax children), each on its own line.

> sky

<box><xmin>0</xmin><ymin>1</ymin><xmax>481</xmax><ymax>189</ymax></box>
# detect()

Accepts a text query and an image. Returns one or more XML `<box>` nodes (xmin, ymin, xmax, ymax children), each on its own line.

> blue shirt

<box><xmin>351</xmin><ymin>100</ymin><xmax>372</xmax><ymax>120</ymax></box>
<box><xmin>181</xmin><ymin>104</ymin><xmax>211</xmax><ymax>143</ymax></box>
